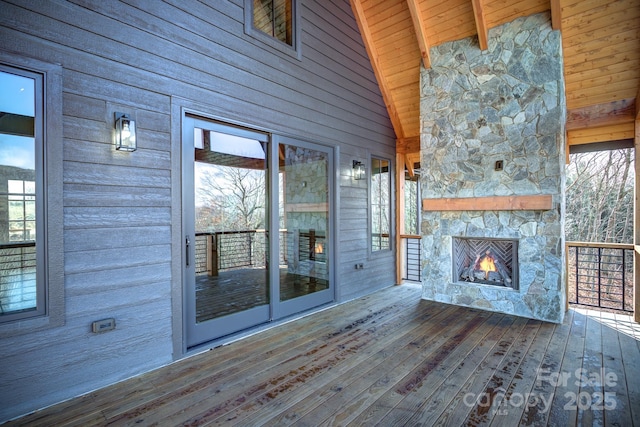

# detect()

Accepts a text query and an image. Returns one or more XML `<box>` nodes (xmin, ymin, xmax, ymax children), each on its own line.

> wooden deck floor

<box><xmin>7</xmin><ymin>284</ymin><xmax>640</xmax><ymax>426</ymax></box>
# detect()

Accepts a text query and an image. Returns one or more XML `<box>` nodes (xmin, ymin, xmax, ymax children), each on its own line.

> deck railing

<box><xmin>566</xmin><ymin>241</ymin><xmax>634</xmax><ymax>312</ymax></box>
<box><xmin>195</xmin><ymin>230</ymin><xmax>288</xmax><ymax>275</ymax></box>
<box><xmin>0</xmin><ymin>242</ymin><xmax>37</xmax><ymax>314</ymax></box>
<box><xmin>400</xmin><ymin>235</ymin><xmax>421</xmax><ymax>282</ymax></box>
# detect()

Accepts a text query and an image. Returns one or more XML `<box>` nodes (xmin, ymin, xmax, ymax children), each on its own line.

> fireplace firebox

<box><xmin>452</xmin><ymin>237</ymin><xmax>518</xmax><ymax>289</ymax></box>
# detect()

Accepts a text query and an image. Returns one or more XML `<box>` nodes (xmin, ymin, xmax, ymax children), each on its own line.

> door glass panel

<box><xmin>194</xmin><ymin>128</ymin><xmax>268</xmax><ymax>323</ymax></box>
<box><xmin>279</xmin><ymin>143</ymin><xmax>329</xmax><ymax>301</ymax></box>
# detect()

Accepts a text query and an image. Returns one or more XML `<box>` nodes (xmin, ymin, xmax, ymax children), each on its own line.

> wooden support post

<box><xmin>635</xmin><ymin>117</ymin><xmax>640</xmax><ymax>323</ymax></box>
<box><xmin>396</xmin><ymin>154</ymin><xmax>406</xmax><ymax>285</ymax></box>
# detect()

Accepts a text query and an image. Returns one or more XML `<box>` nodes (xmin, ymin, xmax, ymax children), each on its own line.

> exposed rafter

<box><xmin>406</xmin><ymin>0</ymin><xmax>431</xmax><ymax>69</ymax></box>
<box><xmin>350</xmin><ymin>0</ymin><xmax>406</xmax><ymax>139</ymax></box>
<box><xmin>550</xmin><ymin>0</ymin><xmax>562</xmax><ymax>31</ymax></box>
<box><xmin>471</xmin><ymin>0</ymin><xmax>489</xmax><ymax>50</ymax></box>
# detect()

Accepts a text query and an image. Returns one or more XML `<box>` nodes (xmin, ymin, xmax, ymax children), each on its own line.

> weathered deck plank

<box><xmin>5</xmin><ymin>285</ymin><xmax>639</xmax><ymax>427</ymax></box>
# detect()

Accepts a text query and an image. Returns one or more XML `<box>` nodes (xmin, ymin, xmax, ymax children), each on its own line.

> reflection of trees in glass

<box><xmin>371</xmin><ymin>157</ymin><xmax>390</xmax><ymax>251</ymax></box>
<box><xmin>404</xmin><ymin>174</ymin><xmax>419</xmax><ymax>235</ymax></box>
<box><xmin>196</xmin><ymin>164</ymin><xmax>265</xmax><ymax>232</ymax></box>
<box><xmin>566</xmin><ymin>148</ymin><xmax>634</xmax><ymax>244</ymax></box>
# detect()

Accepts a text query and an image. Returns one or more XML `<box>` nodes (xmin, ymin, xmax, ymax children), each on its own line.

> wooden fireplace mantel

<box><xmin>422</xmin><ymin>195</ymin><xmax>553</xmax><ymax>211</ymax></box>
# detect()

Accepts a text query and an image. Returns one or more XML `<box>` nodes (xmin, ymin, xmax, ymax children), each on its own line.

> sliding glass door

<box><xmin>183</xmin><ymin>117</ymin><xmax>333</xmax><ymax>348</ymax></box>
<box><xmin>272</xmin><ymin>135</ymin><xmax>334</xmax><ymax>319</ymax></box>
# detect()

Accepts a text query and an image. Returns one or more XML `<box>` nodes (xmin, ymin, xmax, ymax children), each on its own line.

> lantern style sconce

<box><xmin>352</xmin><ymin>160</ymin><xmax>366</xmax><ymax>180</ymax></box>
<box><xmin>115</xmin><ymin>112</ymin><xmax>136</xmax><ymax>151</ymax></box>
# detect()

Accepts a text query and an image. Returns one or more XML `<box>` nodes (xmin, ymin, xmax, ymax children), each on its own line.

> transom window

<box><xmin>253</xmin><ymin>0</ymin><xmax>293</xmax><ymax>45</ymax></box>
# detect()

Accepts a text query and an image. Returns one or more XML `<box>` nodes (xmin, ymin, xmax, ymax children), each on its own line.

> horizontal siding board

<box><xmin>64</xmin><ymin>183</ymin><xmax>171</xmax><ymax>208</ymax></box>
<box><xmin>64</xmin><ymin>206</ymin><xmax>171</xmax><ymax>229</ymax></box>
<box><xmin>62</xmin><ymin>92</ymin><xmax>106</xmax><ymax>121</ymax></box>
<box><xmin>65</xmin><ymin>244</ymin><xmax>171</xmax><ymax>275</ymax></box>
<box><xmin>65</xmin><ymin>281</ymin><xmax>172</xmax><ymax>316</ymax></box>
<box><xmin>63</xmin><ymin>161</ymin><xmax>171</xmax><ymax>188</ymax></box>
<box><xmin>64</xmin><ymin>137</ymin><xmax>171</xmax><ymax>170</ymax></box>
<box><xmin>65</xmin><ymin>263</ymin><xmax>173</xmax><ymax>294</ymax></box>
<box><xmin>64</xmin><ymin>226</ymin><xmax>171</xmax><ymax>252</ymax></box>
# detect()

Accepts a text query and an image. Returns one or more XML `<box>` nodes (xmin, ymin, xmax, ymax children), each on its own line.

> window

<box><xmin>253</xmin><ymin>0</ymin><xmax>293</xmax><ymax>45</ymax></box>
<box><xmin>371</xmin><ymin>157</ymin><xmax>391</xmax><ymax>252</ymax></box>
<box><xmin>244</xmin><ymin>0</ymin><xmax>300</xmax><ymax>58</ymax></box>
<box><xmin>0</xmin><ymin>53</ymin><xmax>63</xmax><ymax>332</ymax></box>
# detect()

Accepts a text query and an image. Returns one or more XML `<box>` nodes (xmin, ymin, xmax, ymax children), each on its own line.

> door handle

<box><xmin>186</xmin><ymin>236</ymin><xmax>191</xmax><ymax>267</ymax></box>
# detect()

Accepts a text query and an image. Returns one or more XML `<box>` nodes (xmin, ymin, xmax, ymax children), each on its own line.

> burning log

<box><xmin>460</xmin><ymin>250</ymin><xmax>512</xmax><ymax>286</ymax></box>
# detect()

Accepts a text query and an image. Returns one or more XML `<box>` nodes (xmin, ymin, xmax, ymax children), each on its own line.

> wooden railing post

<box><xmin>634</xmin><ymin>116</ymin><xmax>640</xmax><ymax>322</ymax></box>
<box><xmin>206</xmin><ymin>234</ymin><xmax>218</xmax><ymax>277</ymax></box>
<box><xmin>396</xmin><ymin>154</ymin><xmax>405</xmax><ymax>285</ymax></box>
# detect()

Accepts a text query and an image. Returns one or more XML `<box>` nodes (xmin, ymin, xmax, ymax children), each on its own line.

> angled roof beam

<box><xmin>350</xmin><ymin>0</ymin><xmax>405</xmax><ymax>138</ymax></box>
<box><xmin>406</xmin><ymin>0</ymin><xmax>432</xmax><ymax>69</ymax></box>
<box><xmin>471</xmin><ymin>0</ymin><xmax>489</xmax><ymax>50</ymax></box>
<box><xmin>550</xmin><ymin>0</ymin><xmax>562</xmax><ymax>31</ymax></box>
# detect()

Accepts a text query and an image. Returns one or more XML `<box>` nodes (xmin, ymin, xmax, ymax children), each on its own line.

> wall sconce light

<box><xmin>352</xmin><ymin>160</ymin><xmax>366</xmax><ymax>180</ymax></box>
<box><xmin>115</xmin><ymin>112</ymin><xmax>136</xmax><ymax>151</ymax></box>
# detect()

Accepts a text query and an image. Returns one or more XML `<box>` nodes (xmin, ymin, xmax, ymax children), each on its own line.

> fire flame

<box><xmin>478</xmin><ymin>252</ymin><xmax>497</xmax><ymax>278</ymax></box>
<box><xmin>315</xmin><ymin>242</ymin><xmax>324</xmax><ymax>254</ymax></box>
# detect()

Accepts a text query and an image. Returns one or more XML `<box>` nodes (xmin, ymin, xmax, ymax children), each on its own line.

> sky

<box><xmin>1</xmin><ymin>70</ymin><xmax>35</xmax><ymax>170</ymax></box>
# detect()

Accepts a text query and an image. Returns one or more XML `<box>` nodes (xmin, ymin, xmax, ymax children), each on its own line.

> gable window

<box><xmin>245</xmin><ymin>0</ymin><xmax>300</xmax><ymax>58</ymax></box>
<box><xmin>0</xmin><ymin>54</ymin><xmax>63</xmax><ymax>332</ymax></box>
<box><xmin>253</xmin><ymin>0</ymin><xmax>293</xmax><ymax>45</ymax></box>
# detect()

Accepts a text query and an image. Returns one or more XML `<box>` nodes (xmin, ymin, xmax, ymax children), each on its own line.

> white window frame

<box><xmin>0</xmin><ymin>51</ymin><xmax>64</xmax><ymax>335</ymax></box>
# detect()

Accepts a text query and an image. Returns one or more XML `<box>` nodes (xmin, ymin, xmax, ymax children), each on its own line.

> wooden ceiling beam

<box><xmin>397</xmin><ymin>136</ymin><xmax>420</xmax><ymax>154</ymax></box>
<box><xmin>406</xmin><ymin>0</ymin><xmax>432</xmax><ymax>69</ymax></box>
<box><xmin>471</xmin><ymin>0</ymin><xmax>489</xmax><ymax>50</ymax></box>
<box><xmin>566</xmin><ymin>98</ymin><xmax>636</xmax><ymax>131</ymax></box>
<box><xmin>350</xmin><ymin>0</ymin><xmax>405</xmax><ymax>138</ymax></box>
<box><xmin>550</xmin><ymin>0</ymin><xmax>562</xmax><ymax>31</ymax></box>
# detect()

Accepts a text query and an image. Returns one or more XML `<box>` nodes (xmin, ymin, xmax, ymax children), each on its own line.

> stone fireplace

<box><xmin>419</xmin><ymin>12</ymin><xmax>566</xmax><ymax>323</ymax></box>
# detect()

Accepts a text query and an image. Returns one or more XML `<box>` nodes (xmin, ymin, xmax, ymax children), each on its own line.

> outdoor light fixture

<box><xmin>114</xmin><ymin>112</ymin><xmax>136</xmax><ymax>151</ymax></box>
<box><xmin>352</xmin><ymin>160</ymin><xmax>366</xmax><ymax>180</ymax></box>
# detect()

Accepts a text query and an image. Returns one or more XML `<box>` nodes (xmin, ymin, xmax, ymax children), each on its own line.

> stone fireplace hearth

<box><xmin>419</xmin><ymin>12</ymin><xmax>566</xmax><ymax>323</ymax></box>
